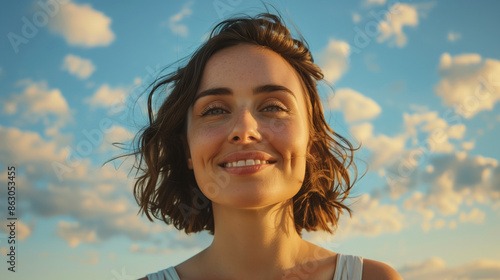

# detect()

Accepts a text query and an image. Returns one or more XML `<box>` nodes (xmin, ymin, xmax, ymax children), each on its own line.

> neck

<box><xmin>203</xmin><ymin>199</ymin><xmax>307</xmax><ymax>279</ymax></box>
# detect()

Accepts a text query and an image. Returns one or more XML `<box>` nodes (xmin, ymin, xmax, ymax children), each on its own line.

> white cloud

<box><xmin>377</xmin><ymin>4</ymin><xmax>419</xmax><ymax>47</ymax></box>
<box><xmin>399</xmin><ymin>257</ymin><xmax>500</xmax><ymax>280</ymax></box>
<box><xmin>304</xmin><ymin>194</ymin><xmax>405</xmax><ymax>244</ymax></box>
<box><xmin>435</xmin><ymin>53</ymin><xmax>500</xmax><ymax>119</ymax></box>
<box><xmin>0</xmin><ymin>126</ymin><xmax>69</xmax><ymax>181</ymax></box>
<box><xmin>403</xmin><ymin>111</ymin><xmax>467</xmax><ymax>153</ymax></box>
<box><xmin>48</xmin><ymin>0</ymin><xmax>115</xmax><ymax>47</ymax></box>
<box><xmin>400</xmin><ymin>152</ymin><xmax>499</xmax><ymax>220</ymax></box>
<box><xmin>447</xmin><ymin>31</ymin><xmax>462</xmax><ymax>42</ymax></box>
<box><xmin>350</xmin><ymin>122</ymin><xmax>407</xmax><ymax>169</ymax></box>
<box><xmin>0</xmin><ymin>125</ymin><xmax>168</xmax><ymax>247</ymax></box>
<box><xmin>85</xmin><ymin>84</ymin><xmax>128</xmax><ymax>109</ymax></box>
<box><xmin>62</xmin><ymin>54</ymin><xmax>96</xmax><ymax>79</ymax></box>
<box><xmin>3</xmin><ymin>80</ymin><xmax>72</xmax><ymax>134</ymax></box>
<box><xmin>461</xmin><ymin>141</ymin><xmax>475</xmax><ymax>151</ymax></box>
<box><xmin>317</xmin><ymin>39</ymin><xmax>350</xmax><ymax>83</ymax></box>
<box><xmin>166</xmin><ymin>1</ymin><xmax>193</xmax><ymax>37</ymax></box>
<box><xmin>328</xmin><ymin>88</ymin><xmax>381</xmax><ymax>123</ymax></box>
<box><xmin>4</xmin><ymin>80</ymin><xmax>70</xmax><ymax>118</ymax></box>
<box><xmin>337</xmin><ymin>194</ymin><xmax>405</xmax><ymax>240</ymax></box>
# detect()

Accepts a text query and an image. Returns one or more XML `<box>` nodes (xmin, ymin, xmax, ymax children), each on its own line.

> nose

<box><xmin>228</xmin><ymin>109</ymin><xmax>262</xmax><ymax>144</ymax></box>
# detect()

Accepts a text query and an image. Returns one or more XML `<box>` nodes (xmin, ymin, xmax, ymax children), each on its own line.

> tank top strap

<box><xmin>332</xmin><ymin>253</ymin><xmax>363</xmax><ymax>280</ymax></box>
<box><xmin>146</xmin><ymin>266</ymin><xmax>180</xmax><ymax>280</ymax></box>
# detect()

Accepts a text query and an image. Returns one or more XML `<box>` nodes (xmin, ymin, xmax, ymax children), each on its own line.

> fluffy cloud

<box><xmin>317</xmin><ymin>39</ymin><xmax>350</xmax><ymax>83</ymax></box>
<box><xmin>85</xmin><ymin>84</ymin><xmax>128</xmax><ymax>109</ymax></box>
<box><xmin>165</xmin><ymin>1</ymin><xmax>193</xmax><ymax>37</ymax></box>
<box><xmin>62</xmin><ymin>54</ymin><xmax>96</xmax><ymax>79</ymax></box>
<box><xmin>0</xmin><ymin>126</ymin><xmax>166</xmax><ymax>247</ymax></box>
<box><xmin>404</xmin><ymin>111</ymin><xmax>467</xmax><ymax>153</ymax></box>
<box><xmin>328</xmin><ymin>88</ymin><xmax>382</xmax><ymax>123</ymax></box>
<box><xmin>435</xmin><ymin>53</ymin><xmax>500</xmax><ymax>118</ymax></box>
<box><xmin>350</xmin><ymin>122</ymin><xmax>407</xmax><ymax>169</ymax></box>
<box><xmin>399</xmin><ymin>152</ymin><xmax>499</xmax><ymax>230</ymax></box>
<box><xmin>306</xmin><ymin>194</ymin><xmax>405</xmax><ymax>243</ymax></box>
<box><xmin>0</xmin><ymin>126</ymin><xmax>64</xmax><ymax>162</ymax></box>
<box><xmin>377</xmin><ymin>3</ymin><xmax>419</xmax><ymax>47</ymax></box>
<box><xmin>48</xmin><ymin>0</ymin><xmax>115</xmax><ymax>47</ymax></box>
<box><xmin>340</xmin><ymin>194</ymin><xmax>405</xmax><ymax>237</ymax></box>
<box><xmin>399</xmin><ymin>257</ymin><xmax>500</xmax><ymax>280</ymax></box>
<box><xmin>3</xmin><ymin>80</ymin><xmax>70</xmax><ymax>125</ymax></box>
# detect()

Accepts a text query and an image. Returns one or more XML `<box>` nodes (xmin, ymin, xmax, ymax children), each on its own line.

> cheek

<box><xmin>188</xmin><ymin>124</ymin><xmax>227</xmax><ymax>165</ymax></box>
<box><xmin>265</xmin><ymin>118</ymin><xmax>309</xmax><ymax>158</ymax></box>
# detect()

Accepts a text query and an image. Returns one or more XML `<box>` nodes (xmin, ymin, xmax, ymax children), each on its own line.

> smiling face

<box><xmin>186</xmin><ymin>44</ymin><xmax>310</xmax><ymax>209</ymax></box>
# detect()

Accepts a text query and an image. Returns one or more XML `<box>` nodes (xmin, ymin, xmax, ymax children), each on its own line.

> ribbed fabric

<box><xmin>146</xmin><ymin>254</ymin><xmax>363</xmax><ymax>280</ymax></box>
<box><xmin>333</xmin><ymin>254</ymin><xmax>364</xmax><ymax>280</ymax></box>
<box><xmin>146</xmin><ymin>266</ymin><xmax>180</xmax><ymax>280</ymax></box>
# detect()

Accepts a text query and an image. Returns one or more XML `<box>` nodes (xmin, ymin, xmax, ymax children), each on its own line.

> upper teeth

<box><xmin>223</xmin><ymin>159</ymin><xmax>270</xmax><ymax>168</ymax></box>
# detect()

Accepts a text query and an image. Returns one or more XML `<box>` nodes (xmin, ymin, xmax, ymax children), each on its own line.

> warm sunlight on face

<box><xmin>186</xmin><ymin>44</ymin><xmax>310</xmax><ymax>209</ymax></box>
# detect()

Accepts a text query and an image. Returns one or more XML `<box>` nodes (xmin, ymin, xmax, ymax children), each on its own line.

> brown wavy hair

<box><xmin>131</xmin><ymin>13</ymin><xmax>359</xmax><ymax>235</ymax></box>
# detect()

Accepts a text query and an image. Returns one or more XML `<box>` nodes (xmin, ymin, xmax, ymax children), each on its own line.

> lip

<box><xmin>218</xmin><ymin>151</ymin><xmax>277</xmax><ymax>175</ymax></box>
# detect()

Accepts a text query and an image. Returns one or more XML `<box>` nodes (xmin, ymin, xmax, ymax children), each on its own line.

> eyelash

<box><xmin>200</xmin><ymin>104</ymin><xmax>229</xmax><ymax>116</ymax></box>
<box><xmin>261</xmin><ymin>102</ymin><xmax>289</xmax><ymax>113</ymax></box>
<box><xmin>200</xmin><ymin>102</ymin><xmax>289</xmax><ymax>117</ymax></box>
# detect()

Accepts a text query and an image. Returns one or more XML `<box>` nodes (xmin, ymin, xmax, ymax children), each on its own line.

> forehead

<box><xmin>197</xmin><ymin>44</ymin><xmax>304</xmax><ymax>94</ymax></box>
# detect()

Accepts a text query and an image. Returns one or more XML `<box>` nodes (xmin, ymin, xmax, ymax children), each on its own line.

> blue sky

<box><xmin>1</xmin><ymin>0</ymin><xmax>500</xmax><ymax>279</ymax></box>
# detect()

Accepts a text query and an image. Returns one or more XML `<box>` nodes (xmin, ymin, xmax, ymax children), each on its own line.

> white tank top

<box><xmin>146</xmin><ymin>254</ymin><xmax>363</xmax><ymax>280</ymax></box>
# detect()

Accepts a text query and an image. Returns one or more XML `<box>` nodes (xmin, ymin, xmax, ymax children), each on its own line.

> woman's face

<box><xmin>186</xmin><ymin>44</ymin><xmax>310</xmax><ymax>209</ymax></box>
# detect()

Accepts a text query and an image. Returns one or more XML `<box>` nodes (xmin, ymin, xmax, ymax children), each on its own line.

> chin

<box><xmin>206</xmin><ymin>182</ymin><xmax>301</xmax><ymax>210</ymax></box>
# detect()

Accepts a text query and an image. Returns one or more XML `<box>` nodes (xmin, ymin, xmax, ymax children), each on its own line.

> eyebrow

<box><xmin>193</xmin><ymin>84</ymin><xmax>296</xmax><ymax>104</ymax></box>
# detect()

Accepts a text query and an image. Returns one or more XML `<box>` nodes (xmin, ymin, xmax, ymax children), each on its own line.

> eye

<box><xmin>201</xmin><ymin>105</ymin><xmax>230</xmax><ymax>116</ymax></box>
<box><xmin>261</xmin><ymin>101</ymin><xmax>289</xmax><ymax>113</ymax></box>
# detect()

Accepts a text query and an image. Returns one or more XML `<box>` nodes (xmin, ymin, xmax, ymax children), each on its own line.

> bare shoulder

<box><xmin>362</xmin><ymin>258</ymin><xmax>402</xmax><ymax>280</ymax></box>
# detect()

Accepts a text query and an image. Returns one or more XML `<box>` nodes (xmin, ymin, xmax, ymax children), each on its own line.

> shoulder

<box><xmin>362</xmin><ymin>258</ymin><xmax>402</xmax><ymax>280</ymax></box>
<box><xmin>137</xmin><ymin>278</ymin><xmax>148</xmax><ymax>280</ymax></box>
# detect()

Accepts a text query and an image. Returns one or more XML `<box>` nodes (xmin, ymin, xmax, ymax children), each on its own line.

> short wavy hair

<box><xmin>131</xmin><ymin>13</ymin><xmax>358</xmax><ymax>235</ymax></box>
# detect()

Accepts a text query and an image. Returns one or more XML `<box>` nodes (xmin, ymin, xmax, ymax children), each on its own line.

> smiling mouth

<box><xmin>219</xmin><ymin>159</ymin><xmax>276</xmax><ymax>168</ymax></box>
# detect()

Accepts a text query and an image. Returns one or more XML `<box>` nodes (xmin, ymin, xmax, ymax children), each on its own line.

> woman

<box><xmin>136</xmin><ymin>13</ymin><xmax>402</xmax><ymax>280</ymax></box>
